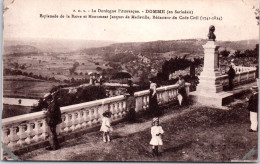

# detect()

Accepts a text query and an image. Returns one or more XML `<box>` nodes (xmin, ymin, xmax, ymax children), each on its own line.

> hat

<box><xmin>43</xmin><ymin>93</ymin><xmax>52</xmax><ymax>100</ymax></box>
<box><xmin>44</xmin><ymin>93</ymin><xmax>51</xmax><ymax>98</ymax></box>
<box><xmin>152</xmin><ymin>117</ymin><xmax>159</xmax><ymax>123</ymax></box>
<box><xmin>102</xmin><ymin>111</ymin><xmax>112</xmax><ymax>117</ymax></box>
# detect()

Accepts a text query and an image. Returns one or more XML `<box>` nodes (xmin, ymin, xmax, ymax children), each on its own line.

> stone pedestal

<box><xmin>190</xmin><ymin>41</ymin><xmax>234</xmax><ymax>107</ymax></box>
<box><xmin>196</xmin><ymin>41</ymin><xmax>223</xmax><ymax>93</ymax></box>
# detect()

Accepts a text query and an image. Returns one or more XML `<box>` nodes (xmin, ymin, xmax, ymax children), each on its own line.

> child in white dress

<box><xmin>150</xmin><ymin>117</ymin><xmax>164</xmax><ymax>156</ymax></box>
<box><xmin>100</xmin><ymin>111</ymin><xmax>113</xmax><ymax>142</ymax></box>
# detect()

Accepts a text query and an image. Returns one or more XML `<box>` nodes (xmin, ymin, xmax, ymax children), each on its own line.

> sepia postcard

<box><xmin>1</xmin><ymin>0</ymin><xmax>259</xmax><ymax>162</ymax></box>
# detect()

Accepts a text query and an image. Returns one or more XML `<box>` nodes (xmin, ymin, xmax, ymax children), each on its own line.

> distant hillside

<box><xmin>4</xmin><ymin>45</ymin><xmax>41</xmax><ymax>55</ymax></box>
<box><xmin>4</xmin><ymin>38</ymin><xmax>116</xmax><ymax>53</ymax></box>
<box><xmin>80</xmin><ymin>39</ymin><xmax>259</xmax><ymax>61</ymax></box>
<box><xmin>218</xmin><ymin>39</ymin><xmax>258</xmax><ymax>51</ymax></box>
<box><xmin>81</xmin><ymin>39</ymin><xmax>205</xmax><ymax>56</ymax></box>
<box><xmin>3</xmin><ymin>38</ymin><xmax>258</xmax><ymax>57</ymax></box>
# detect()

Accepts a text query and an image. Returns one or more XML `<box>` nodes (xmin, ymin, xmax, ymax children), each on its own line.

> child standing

<box><xmin>100</xmin><ymin>111</ymin><xmax>113</xmax><ymax>142</ymax></box>
<box><xmin>150</xmin><ymin>117</ymin><xmax>164</xmax><ymax>156</ymax></box>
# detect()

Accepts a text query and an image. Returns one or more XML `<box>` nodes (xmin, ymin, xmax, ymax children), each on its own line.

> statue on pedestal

<box><xmin>207</xmin><ymin>25</ymin><xmax>216</xmax><ymax>41</ymax></box>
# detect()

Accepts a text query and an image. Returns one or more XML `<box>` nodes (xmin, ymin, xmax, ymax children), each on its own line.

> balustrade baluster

<box><xmin>168</xmin><ymin>90</ymin><xmax>172</xmax><ymax>100</ymax></box>
<box><xmin>174</xmin><ymin>89</ymin><xmax>178</xmax><ymax>99</ymax></box>
<box><xmin>88</xmin><ymin>109</ymin><xmax>93</xmax><ymax>127</ymax></box>
<box><xmin>135</xmin><ymin>96</ymin><xmax>143</xmax><ymax>112</ymax></box>
<box><xmin>64</xmin><ymin>113</ymin><xmax>70</xmax><ymax>132</ymax></box>
<box><xmin>82</xmin><ymin>110</ymin><xmax>88</xmax><ymax>127</ymax></box>
<box><xmin>76</xmin><ymin>111</ymin><xmax>83</xmax><ymax>129</ymax></box>
<box><xmin>33</xmin><ymin>120</ymin><xmax>40</xmax><ymax>142</ymax></box>
<box><xmin>238</xmin><ymin>73</ymin><xmax>241</xmax><ymax>84</ymax></box>
<box><xmin>25</xmin><ymin>122</ymin><xmax>34</xmax><ymax>144</ymax></box>
<box><xmin>109</xmin><ymin>103</ymin><xmax>114</xmax><ymax>119</ymax></box>
<box><xmin>169</xmin><ymin>89</ymin><xmax>173</xmax><ymax>100</ymax></box>
<box><xmin>159</xmin><ymin>92</ymin><xmax>163</xmax><ymax>104</ymax></box>
<box><xmin>143</xmin><ymin>96</ymin><xmax>148</xmax><ymax>110</ymax></box>
<box><xmin>123</xmin><ymin>101</ymin><xmax>127</xmax><ymax>115</ymax></box>
<box><xmin>71</xmin><ymin>112</ymin><xmax>77</xmax><ymax>131</ymax></box>
<box><xmin>2</xmin><ymin>128</ymin><xmax>10</xmax><ymax>146</ymax></box>
<box><xmin>8</xmin><ymin>127</ymin><xmax>19</xmax><ymax>149</ymax></box>
<box><xmin>118</xmin><ymin>101</ymin><xmax>123</xmax><ymax>118</ymax></box>
<box><xmin>93</xmin><ymin>108</ymin><xmax>99</xmax><ymax>124</ymax></box>
<box><xmin>42</xmin><ymin>120</ymin><xmax>48</xmax><ymax>140</ymax></box>
<box><xmin>114</xmin><ymin>103</ymin><xmax>119</xmax><ymax>119</ymax></box>
<box><xmin>163</xmin><ymin>88</ymin><xmax>169</xmax><ymax>104</ymax></box>
<box><xmin>97</xmin><ymin>106</ymin><xmax>103</xmax><ymax>123</ymax></box>
<box><xmin>17</xmin><ymin>125</ymin><xmax>26</xmax><ymax>146</ymax></box>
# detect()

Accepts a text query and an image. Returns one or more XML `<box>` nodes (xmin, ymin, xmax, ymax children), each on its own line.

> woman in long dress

<box><xmin>176</xmin><ymin>75</ymin><xmax>187</xmax><ymax>106</ymax></box>
<box><xmin>149</xmin><ymin>79</ymin><xmax>159</xmax><ymax>116</ymax></box>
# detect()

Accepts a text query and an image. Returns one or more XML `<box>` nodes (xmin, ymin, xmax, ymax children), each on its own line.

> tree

<box><xmin>71</xmin><ymin>78</ymin><xmax>76</xmax><ymax>83</ymax></box>
<box><xmin>22</xmin><ymin>72</ymin><xmax>28</xmax><ymax>76</ymax></box>
<box><xmin>234</xmin><ymin>50</ymin><xmax>241</xmax><ymax>58</ymax></box>
<box><xmin>20</xmin><ymin>64</ymin><xmax>26</xmax><ymax>69</ymax></box>
<box><xmin>14</xmin><ymin>62</ymin><xmax>19</xmax><ymax>69</ymax></box>
<box><xmin>73</xmin><ymin>61</ymin><xmax>80</xmax><ymax>67</ymax></box>
<box><xmin>219</xmin><ymin>50</ymin><xmax>230</xmax><ymax>58</ymax></box>
<box><xmin>96</xmin><ymin>67</ymin><xmax>102</xmax><ymax>72</ymax></box>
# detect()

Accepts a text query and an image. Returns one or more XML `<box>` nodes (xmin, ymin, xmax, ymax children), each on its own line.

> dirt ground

<box><xmin>18</xmin><ymin>93</ymin><xmax>258</xmax><ymax>162</ymax></box>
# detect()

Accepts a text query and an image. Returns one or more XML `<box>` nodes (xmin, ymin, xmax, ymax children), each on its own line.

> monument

<box><xmin>190</xmin><ymin>25</ymin><xmax>234</xmax><ymax>107</ymax></box>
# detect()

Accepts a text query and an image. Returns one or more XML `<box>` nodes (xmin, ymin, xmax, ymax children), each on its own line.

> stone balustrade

<box><xmin>234</xmin><ymin>66</ymin><xmax>256</xmax><ymax>73</ymax></box>
<box><xmin>217</xmin><ymin>69</ymin><xmax>256</xmax><ymax>87</ymax></box>
<box><xmin>2</xmin><ymin>83</ymin><xmax>190</xmax><ymax>151</ymax></box>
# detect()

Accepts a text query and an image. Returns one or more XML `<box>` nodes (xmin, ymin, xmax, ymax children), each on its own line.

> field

<box><xmin>3</xmin><ymin>75</ymin><xmax>62</xmax><ymax>99</ymax></box>
<box><xmin>3</xmin><ymin>52</ymin><xmax>113</xmax><ymax>98</ymax></box>
<box><xmin>3</xmin><ymin>52</ymin><xmax>111</xmax><ymax>81</ymax></box>
<box><xmin>2</xmin><ymin>104</ymin><xmax>32</xmax><ymax>119</ymax></box>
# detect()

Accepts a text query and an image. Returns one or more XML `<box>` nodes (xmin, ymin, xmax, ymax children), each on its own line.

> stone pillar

<box><xmin>189</xmin><ymin>25</ymin><xmax>234</xmax><ymax>107</ymax></box>
<box><xmin>196</xmin><ymin>41</ymin><xmax>223</xmax><ymax>94</ymax></box>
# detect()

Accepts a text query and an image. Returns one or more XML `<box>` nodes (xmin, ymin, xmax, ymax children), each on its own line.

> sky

<box><xmin>3</xmin><ymin>0</ymin><xmax>260</xmax><ymax>42</ymax></box>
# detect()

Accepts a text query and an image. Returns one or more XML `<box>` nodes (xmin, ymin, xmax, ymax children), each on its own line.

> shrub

<box><xmin>32</xmin><ymin>85</ymin><xmax>107</xmax><ymax>112</ymax></box>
